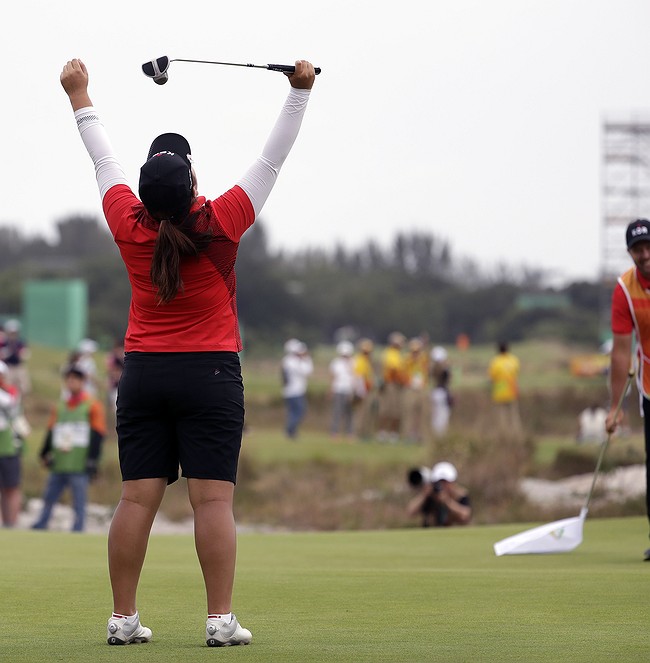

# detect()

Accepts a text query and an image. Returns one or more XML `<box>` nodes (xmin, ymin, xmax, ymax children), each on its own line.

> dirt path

<box><xmin>520</xmin><ymin>464</ymin><xmax>645</xmax><ymax>509</ymax></box>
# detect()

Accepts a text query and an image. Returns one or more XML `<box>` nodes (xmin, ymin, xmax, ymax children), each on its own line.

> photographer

<box><xmin>406</xmin><ymin>462</ymin><xmax>472</xmax><ymax>527</ymax></box>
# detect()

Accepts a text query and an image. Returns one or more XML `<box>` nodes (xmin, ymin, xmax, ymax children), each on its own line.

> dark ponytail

<box><xmin>149</xmin><ymin>214</ymin><xmax>212</xmax><ymax>304</ymax></box>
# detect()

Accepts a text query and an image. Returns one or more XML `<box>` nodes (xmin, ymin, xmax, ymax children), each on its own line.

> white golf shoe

<box><xmin>206</xmin><ymin>614</ymin><xmax>252</xmax><ymax>647</ymax></box>
<box><xmin>107</xmin><ymin>612</ymin><xmax>152</xmax><ymax>645</ymax></box>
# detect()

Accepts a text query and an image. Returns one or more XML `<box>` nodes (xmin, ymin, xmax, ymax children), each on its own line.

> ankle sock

<box><xmin>208</xmin><ymin>612</ymin><xmax>232</xmax><ymax>622</ymax></box>
<box><xmin>112</xmin><ymin>612</ymin><xmax>138</xmax><ymax>621</ymax></box>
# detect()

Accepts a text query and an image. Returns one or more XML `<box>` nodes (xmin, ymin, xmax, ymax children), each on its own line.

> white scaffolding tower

<box><xmin>602</xmin><ymin>115</ymin><xmax>650</xmax><ymax>281</ymax></box>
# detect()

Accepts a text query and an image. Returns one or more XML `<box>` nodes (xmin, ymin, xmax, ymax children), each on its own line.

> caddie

<box><xmin>606</xmin><ymin>218</ymin><xmax>650</xmax><ymax>560</ymax></box>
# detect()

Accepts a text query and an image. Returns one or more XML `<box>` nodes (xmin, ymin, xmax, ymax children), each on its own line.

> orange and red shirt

<box><xmin>611</xmin><ymin>267</ymin><xmax>650</xmax><ymax>396</ymax></box>
<box><xmin>610</xmin><ymin>267</ymin><xmax>650</xmax><ymax>335</ymax></box>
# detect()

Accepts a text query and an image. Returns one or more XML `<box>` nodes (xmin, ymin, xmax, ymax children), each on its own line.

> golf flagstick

<box><xmin>493</xmin><ymin>366</ymin><xmax>635</xmax><ymax>556</ymax></box>
<box><xmin>580</xmin><ymin>366</ymin><xmax>636</xmax><ymax>519</ymax></box>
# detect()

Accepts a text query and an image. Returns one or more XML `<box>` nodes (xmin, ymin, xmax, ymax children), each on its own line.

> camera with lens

<box><xmin>407</xmin><ymin>466</ymin><xmax>433</xmax><ymax>488</ymax></box>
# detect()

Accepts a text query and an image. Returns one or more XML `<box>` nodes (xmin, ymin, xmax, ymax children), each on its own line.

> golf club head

<box><xmin>142</xmin><ymin>56</ymin><xmax>170</xmax><ymax>85</ymax></box>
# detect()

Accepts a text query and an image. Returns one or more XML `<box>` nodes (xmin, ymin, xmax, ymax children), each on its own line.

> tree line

<box><xmin>0</xmin><ymin>214</ymin><xmax>604</xmax><ymax>351</ymax></box>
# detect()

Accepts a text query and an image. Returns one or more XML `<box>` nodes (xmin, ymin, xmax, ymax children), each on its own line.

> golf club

<box><xmin>142</xmin><ymin>56</ymin><xmax>321</xmax><ymax>85</ymax></box>
<box><xmin>493</xmin><ymin>366</ymin><xmax>635</xmax><ymax>556</ymax></box>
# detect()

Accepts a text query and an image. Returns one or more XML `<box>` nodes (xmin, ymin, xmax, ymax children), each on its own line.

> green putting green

<box><xmin>2</xmin><ymin>517</ymin><xmax>648</xmax><ymax>662</ymax></box>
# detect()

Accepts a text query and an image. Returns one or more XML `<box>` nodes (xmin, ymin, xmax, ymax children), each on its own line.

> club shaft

<box><xmin>169</xmin><ymin>59</ymin><xmax>321</xmax><ymax>75</ymax></box>
<box><xmin>171</xmin><ymin>58</ymin><xmax>268</xmax><ymax>69</ymax></box>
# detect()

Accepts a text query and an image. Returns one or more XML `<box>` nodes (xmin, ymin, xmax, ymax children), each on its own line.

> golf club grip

<box><xmin>267</xmin><ymin>64</ymin><xmax>322</xmax><ymax>75</ymax></box>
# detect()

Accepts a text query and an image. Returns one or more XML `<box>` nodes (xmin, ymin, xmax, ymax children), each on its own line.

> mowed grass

<box><xmin>2</xmin><ymin>517</ymin><xmax>649</xmax><ymax>663</ymax></box>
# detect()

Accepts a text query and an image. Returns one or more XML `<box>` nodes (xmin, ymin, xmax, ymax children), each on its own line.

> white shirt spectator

<box><xmin>282</xmin><ymin>352</ymin><xmax>313</xmax><ymax>398</ymax></box>
<box><xmin>577</xmin><ymin>406</ymin><xmax>608</xmax><ymax>444</ymax></box>
<box><xmin>329</xmin><ymin>356</ymin><xmax>356</xmax><ymax>395</ymax></box>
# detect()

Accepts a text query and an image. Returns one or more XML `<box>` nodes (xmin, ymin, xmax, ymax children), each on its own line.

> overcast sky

<box><xmin>4</xmin><ymin>0</ymin><xmax>650</xmax><ymax>283</ymax></box>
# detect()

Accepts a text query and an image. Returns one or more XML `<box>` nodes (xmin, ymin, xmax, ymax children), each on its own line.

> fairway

<box><xmin>1</xmin><ymin>518</ymin><xmax>648</xmax><ymax>663</ymax></box>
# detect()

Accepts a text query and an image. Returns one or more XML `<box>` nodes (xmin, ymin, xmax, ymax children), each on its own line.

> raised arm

<box><xmin>60</xmin><ymin>59</ymin><xmax>129</xmax><ymax>199</ymax></box>
<box><xmin>237</xmin><ymin>60</ymin><xmax>316</xmax><ymax>217</ymax></box>
<box><xmin>61</xmin><ymin>59</ymin><xmax>93</xmax><ymax>111</ymax></box>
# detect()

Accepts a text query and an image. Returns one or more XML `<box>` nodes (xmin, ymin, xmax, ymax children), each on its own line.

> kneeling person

<box><xmin>407</xmin><ymin>461</ymin><xmax>472</xmax><ymax>527</ymax></box>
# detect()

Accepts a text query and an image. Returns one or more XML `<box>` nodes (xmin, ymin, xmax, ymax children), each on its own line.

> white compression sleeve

<box><xmin>74</xmin><ymin>107</ymin><xmax>129</xmax><ymax>199</ymax></box>
<box><xmin>237</xmin><ymin>87</ymin><xmax>311</xmax><ymax>217</ymax></box>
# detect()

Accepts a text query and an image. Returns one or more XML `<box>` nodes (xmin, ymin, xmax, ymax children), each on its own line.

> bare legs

<box><xmin>107</xmin><ymin>477</ymin><xmax>237</xmax><ymax>616</ymax></box>
<box><xmin>0</xmin><ymin>486</ymin><xmax>21</xmax><ymax>526</ymax></box>
<box><xmin>108</xmin><ymin>478</ymin><xmax>167</xmax><ymax>615</ymax></box>
<box><xmin>188</xmin><ymin>479</ymin><xmax>236</xmax><ymax>614</ymax></box>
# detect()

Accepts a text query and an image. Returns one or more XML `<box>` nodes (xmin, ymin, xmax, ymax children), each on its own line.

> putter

<box><xmin>142</xmin><ymin>56</ymin><xmax>321</xmax><ymax>85</ymax></box>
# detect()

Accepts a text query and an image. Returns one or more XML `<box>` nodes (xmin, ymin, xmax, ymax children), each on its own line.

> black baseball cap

<box><xmin>138</xmin><ymin>133</ymin><xmax>193</xmax><ymax>221</ymax></box>
<box><xmin>626</xmin><ymin>219</ymin><xmax>650</xmax><ymax>249</ymax></box>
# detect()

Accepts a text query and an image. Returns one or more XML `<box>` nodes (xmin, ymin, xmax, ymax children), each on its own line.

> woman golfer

<box><xmin>60</xmin><ymin>57</ymin><xmax>316</xmax><ymax>647</ymax></box>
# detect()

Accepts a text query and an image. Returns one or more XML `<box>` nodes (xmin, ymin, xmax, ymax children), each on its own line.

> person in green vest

<box><xmin>32</xmin><ymin>364</ymin><xmax>106</xmax><ymax>532</ymax></box>
<box><xmin>0</xmin><ymin>360</ymin><xmax>22</xmax><ymax>527</ymax></box>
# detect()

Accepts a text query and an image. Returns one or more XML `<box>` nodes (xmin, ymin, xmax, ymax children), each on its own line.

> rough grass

<box><xmin>2</xmin><ymin>518</ymin><xmax>650</xmax><ymax>662</ymax></box>
<box><xmin>15</xmin><ymin>342</ymin><xmax>646</xmax><ymax>529</ymax></box>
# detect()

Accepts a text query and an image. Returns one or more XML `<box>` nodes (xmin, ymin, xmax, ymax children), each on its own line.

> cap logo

<box><xmin>631</xmin><ymin>225</ymin><xmax>649</xmax><ymax>238</ymax></box>
<box><xmin>152</xmin><ymin>151</ymin><xmax>175</xmax><ymax>158</ymax></box>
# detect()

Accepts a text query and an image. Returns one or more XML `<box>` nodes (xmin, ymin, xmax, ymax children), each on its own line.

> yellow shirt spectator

<box><xmin>404</xmin><ymin>351</ymin><xmax>429</xmax><ymax>390</ymax></box>
<box><xmin>354</xmin><ymin>352</ymin><xmax>374</xmax><ymax>393</ymax></box>
<box><xmin>488</xmin><ymin>351</ymin><xmax>520</xmax><ymax>403</ymax></box>
<box><xmin>382</xmin><ymin>346</ymin><xmax>406</xmax><ymax>385</ymax></box>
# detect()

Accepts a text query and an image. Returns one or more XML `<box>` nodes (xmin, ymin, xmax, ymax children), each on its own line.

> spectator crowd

<box><xmin>0</xmin><ymin>318</ymin><xmax>560</xmax><ymax>532</ymax></box>
<box><xmin>282</xmin><ymin>331</ymin><xmax>457</xmax><ymax>444</ymax></box>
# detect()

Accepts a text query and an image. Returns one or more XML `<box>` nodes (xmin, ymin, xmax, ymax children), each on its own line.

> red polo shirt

<box><xmin>102</xmin><ymin>184</ymin><xmax>255</xmax><ymax>353</ymax></box>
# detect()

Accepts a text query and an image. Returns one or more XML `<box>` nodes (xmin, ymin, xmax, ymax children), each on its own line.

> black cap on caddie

<box><xmin>626</xmin><ymin>219</ymin><xmax>650</xmax><ymax>249</ymax></box>
<box><xmin>138</xmin><ymin>133</ymin><xmax>193</xmax><ymax>221</ymax></box>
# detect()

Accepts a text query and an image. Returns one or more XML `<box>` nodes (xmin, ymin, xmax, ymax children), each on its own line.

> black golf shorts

<box><xmin>116</xmin><ymin>351</ymin><xmax>244</xmax><ymax>484</ymax></box>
